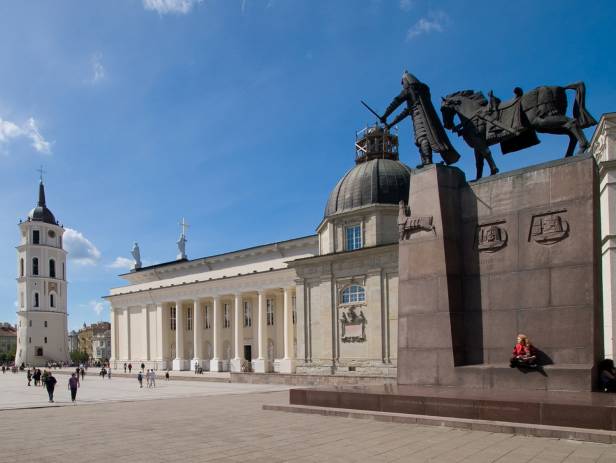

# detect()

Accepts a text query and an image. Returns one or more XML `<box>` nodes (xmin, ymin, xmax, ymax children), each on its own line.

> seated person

<box><xmin>510</xmin><ymin>334</ymin><xmax>537</xmax><ymax>368</ymax></box>
<box><xmin>598</xmin><ymin>359</ymin><xmax>616</xmax><ymax>392</ymax></box>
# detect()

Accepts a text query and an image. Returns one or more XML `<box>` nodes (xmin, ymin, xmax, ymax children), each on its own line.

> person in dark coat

<box><xmin>26</xmin><ymin>369</ymin><xmax>32</xmax><ymax>386</ymax></box>
<box><xmin>68</xmin><ymin>373</ymin><xmax>79</xmax><ymax>402</ymax></box>
<box><xmin>46</xmin><ymin>372</ymin><xmax>57</xmax><ymax>403</ymax></box>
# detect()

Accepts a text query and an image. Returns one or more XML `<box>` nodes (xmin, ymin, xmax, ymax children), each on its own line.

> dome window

<box><xmin>48</xmin><ymin>230</ymin><xmax>55</xmax><ymax>238</ymax></box>
<box><xmin>345</xmin><ymin>225</ymin><xmax>362</xmax><ymax>251</ymax></box>
<box><xmin>32</xmin><ymin>258</ymin><xmax>39</xmax><ymax>276</ymax></box>
<box><xmin>49</xmin><ymin>259</ymin><xmax>56</xmax><ymax>278</ymax></box>
<box><xmin>32</xmin><ymin>230</ymin><xmax>40</xmax><ymax>244</ymax></box>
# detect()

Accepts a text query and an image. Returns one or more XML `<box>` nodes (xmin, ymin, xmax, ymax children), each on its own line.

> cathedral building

<box><xmin>15</xmin><ymin>180</ymin><xmax>69</xmax><ymax>367</ymax></box>
<box><xmin>106</xmin><ymin>126</ymin><xmax>409</xmax><ymax>376</ymax></box>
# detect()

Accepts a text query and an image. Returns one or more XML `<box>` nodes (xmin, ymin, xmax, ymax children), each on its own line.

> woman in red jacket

<box><xmin>510</xmin><ymin>334</ymin><xmax>537</xmax><ymax>368</ymax></box>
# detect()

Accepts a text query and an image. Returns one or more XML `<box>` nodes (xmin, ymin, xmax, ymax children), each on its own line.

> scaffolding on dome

<box><xmin>354</xmin><ymin>123</ymin><xmax>399</xmax><ymax>164</ymax></box>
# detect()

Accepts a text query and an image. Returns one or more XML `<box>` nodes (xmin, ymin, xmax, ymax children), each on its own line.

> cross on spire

<box><xmin>179</xmin><ymin>217</ymin><xmax>190</xmax><ymax>237</ymax></box>
<box><xmin>36</xmin><ymin>165</ymin><xmax>46</xmax><ymax>183</ymax></box>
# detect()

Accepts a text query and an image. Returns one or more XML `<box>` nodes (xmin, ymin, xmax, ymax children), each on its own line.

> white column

<box><xmin>592</xmin><ymin>113</ymin><xmax>616</xmax><ymax>359</ymax></box>
<box><xmin>143</xmin><ymin>305</ymin><xmax>150</xmax><ymax>362</ymax></box>
<box><xmin>279</xmin><ymin>288</ymin><xmax>295</xmax><ymax>373</ymax></box>
<box><xmin>109</xmin><ymin>306</ymin><xmax>117</xmax><ymax>365</ymax></box>
<box><xmin>155</xmin><ymin>303</ymin><xmax>164</xmax><ymax>368</ymax></box>
<box><xmin>210</xmin><ymin>296</ymin><xmax>222</xmax><ymax>371</ymax></box>
<box><xmin>253</xmin><ymin>290</ymin><xmax>268</xmax><ymax>373</ymax></box>
<box><xmin>172</xmin><ymin>301</ymin><xmax>186</xmax><ymax>370</ymax></box>
<box><xmin>192</xmin><ymin>299</ymin><xmax>203</xmax><ymax>370</ymax></box>
<box><xmin>231</xmin><ymin>294</ymin><xmax>243</xmax><ymax>372</ymax></box>
<box><xmin>125</xmin><ymin>307</ymin><xmax>131</xmax><ymax>362</ymax></box>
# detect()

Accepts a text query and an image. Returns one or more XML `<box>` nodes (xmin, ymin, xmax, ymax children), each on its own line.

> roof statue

<box><xmin>177</xmin><ymin>217</ymin><xmax>189</xmax><ymax>260</ymax></box>
<box><xmin>440</xmin><ymin>81</ymin><xmax>597</xmax><ymax>180</ymax></box>
<box><xmin>131</xmin><ymin>242</ymin><xmax>142</xmax><ymax>270</ymax></box>
<box><xmin>378</xmin><ymin>71</ymin><xmax>460</xmax><ymax>169</ymax></box>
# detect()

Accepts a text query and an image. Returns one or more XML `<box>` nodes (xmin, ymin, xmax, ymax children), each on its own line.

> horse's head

<box><xmin>441</xmin><ymin>90</ymin><xmax>487</xmax><ymax>129</ymax></box>
<box><xmin>440</xmin><ymin>95</ymin><xmax>460</xmax><ymax>130</ymax></box>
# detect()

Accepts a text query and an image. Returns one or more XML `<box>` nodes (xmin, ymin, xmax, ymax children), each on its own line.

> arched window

<box><xmin>20</xmin><ymin>258</ymin><xmax>24</xmax><ymax>277</ymax></box>
<box><xmin>341</xmin><ymin>285</ymin><xmax>366</xmax><ymax>304</ymax></box>
<box><xmin>62</xmin><ymin>263</ymin><xmax>65</xmax><ymax>280</ymax></box>
<box><xmin>32</xmin><ymin>258</ymin><xmax>39</xmax><ymax>276</ymax></box>
<box><xmin>50</xmin><ymin>294</ymin><xmax>55</xmax><ymax>308</ymax></box>
<box><xmin>34</xmin><ymin>292</ymin><xmax>39</xmax><ymax>307</ymax></box>
<box><xmin>49</xmin><ymin>259</ymin><xmax>56</xmax><ymax>278</ymax></box>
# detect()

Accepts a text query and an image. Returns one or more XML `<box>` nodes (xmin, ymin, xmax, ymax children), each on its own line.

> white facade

<box><xmin>591</xmin><ymin>113</ymin><xmax>616</xmax><ymax>359</ymax></box>
<box><xmin>15</xmin><ymin>182</ymin><xmax>69</xmax><ymax>367</ymax></box>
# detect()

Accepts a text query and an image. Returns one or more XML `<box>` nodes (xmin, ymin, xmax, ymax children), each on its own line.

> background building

<box><xmin>0</xmin><ymin>322</ymin><xmax>17</xmax><ymax>363</ymax></box>
<box><xmin>15</xmin><ymin>180</ymin><xmax>69</xmax><ymax>367</ymax></box>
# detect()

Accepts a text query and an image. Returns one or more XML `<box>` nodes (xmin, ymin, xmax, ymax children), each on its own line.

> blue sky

<box><xmin>0</xmin><ymin>0</ymin><xmax>614</xmax><ymax>330</ymax></box>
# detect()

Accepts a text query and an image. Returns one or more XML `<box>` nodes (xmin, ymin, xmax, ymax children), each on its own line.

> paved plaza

<box><xmin>0</xmin><ymin>372</ymin><xmax>615</xmax><ymax>462</ymax></box>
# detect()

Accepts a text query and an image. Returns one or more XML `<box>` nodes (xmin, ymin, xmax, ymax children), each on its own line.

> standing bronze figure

<box><xmin>380</xmin><ymin>71</ymin><xmax>460</xmax><ymax>169</ymax></box>
<box><xmin>440</xmin><ymin>82</ymin><xmax>597</xmax><ymax>180</ymax></box>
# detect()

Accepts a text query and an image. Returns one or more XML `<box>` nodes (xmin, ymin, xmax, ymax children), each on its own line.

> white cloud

<box><xmin>13</xmin><ymin>300</ymin><xmax>18</xmax><ymax>308</ymax></box>
<box><xmin>91</xmin><ymin>53</ymin><xmax>105</xmax><ymax>83</ymax></box>
<box><xmin>406</xmin><ymin>11</ymin><xmax>449</xmax><ymax>40</ymax></box>
<box><xmin>108</xmin><ymin>256</ymin><xmax>134</xmax><ymax>270</ymax></box>
<box><xmin>399</xmin><ymin>0</ymin><xmax>413</xmax><ymax>11</ymax></box>
<box><xmin>64</xmin><ymin>228</ymin><xmax>101</xmax><ymax>266</ymax></box>
<box><xmin>89</xmin><ymin>300</ymin><xmax>107</xmax><ymax>316</ymax></box>
<box><xmin>143</xmin><ymin>0</ymin><xmax>202</xmax><ymax>14</ymax></box>
<box><xmin>0</xmin><ymin>116</ymin><xmax>51</xmax><ymax>154</ymax></box>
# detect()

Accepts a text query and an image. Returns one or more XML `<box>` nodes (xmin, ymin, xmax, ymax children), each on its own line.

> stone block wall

<box><xmin>398</xmin><ymin>156</ymin><xmax>601</xmax><ymax>391</ymax></box>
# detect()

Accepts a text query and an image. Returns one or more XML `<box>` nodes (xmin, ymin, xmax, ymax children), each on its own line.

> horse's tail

<box><xmin>564</xmin><ymin>82</ymin><xmax>598</xmax><ymax>129</ymax></box>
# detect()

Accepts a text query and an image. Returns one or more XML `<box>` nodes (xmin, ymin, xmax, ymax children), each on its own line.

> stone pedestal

<box><xmin>398</xmin><ymin>156</ymin><xmax>600</xmax><ymax>392</ymax></box>
<box><xmin>591</xmin><ymin>113</ymin><xmax>616</xmax><ymax>359</ymax></box>
<box><xmin>209</xmin><ymin>359</ymin><xmax>223</xmax><ymax>372</ymax></box>
<box><xmin>230</xmin><ymin>358</ymin><xmax>243</xmax><ymax>372</ymax></box>
<box><xmin>276</xmin><ymin>358</ymin><xmax>296</xmax><ymax>374</ymax></box>
<box><xmin>253</xmin><ymin>359</ymin><xmax>268</xmax><ymax>373</ymax></box>
<box><xmin>172</xmin><ymin>358</ymin><xmax>189</xmax><ymax>371</ymax></box>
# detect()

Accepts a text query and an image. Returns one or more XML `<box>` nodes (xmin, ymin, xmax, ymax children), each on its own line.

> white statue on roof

<box><xmin>131</xmin><ymin>242</ymin><xmax>142</xmax><ymax>270</ymax></box>
<box><xmin>177</xmin><ymin>218</ymin><xmax>189</xmax><ymax>260</ymax></box>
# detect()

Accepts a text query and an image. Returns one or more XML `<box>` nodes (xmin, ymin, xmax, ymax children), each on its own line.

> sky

<box><xmin>0</xmin><ymin>0</ymin><xmax>614</xmax><ymax>330</ymax></box>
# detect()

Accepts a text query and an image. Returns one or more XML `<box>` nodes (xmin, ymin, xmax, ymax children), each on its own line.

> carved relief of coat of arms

<box><xmin>529</xmin><ymin>210</ymin><xmax>569</xmax><ymax>245</ymax></box>
<box><xmin>477</xmin><ymin>221</ymin><xmax>508</xmax><ymax>252</ymax></box>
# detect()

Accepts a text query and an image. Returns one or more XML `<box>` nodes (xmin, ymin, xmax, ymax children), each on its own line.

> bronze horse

<box><xmin>440</xmin><ymin>82</ymin><xmax>597</xmax><ymax>180</ymax></box>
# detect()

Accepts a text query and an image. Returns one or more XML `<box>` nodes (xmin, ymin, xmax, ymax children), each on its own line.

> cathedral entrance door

<box><xmin>243</xmin><ymin>345</ymin><xmax>252</xmax><ymax>361</ymax></box>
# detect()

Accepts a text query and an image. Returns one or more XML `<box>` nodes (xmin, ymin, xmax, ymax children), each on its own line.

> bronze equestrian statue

<box><xmin>379</xmin><ymin>71</ymin><xmax>460</xmax><ymax>169</ymax></box>
<box><xmin>440</xmin><ymin>82</ymin><xmax>597</xmax><ymax>180</ymax></box>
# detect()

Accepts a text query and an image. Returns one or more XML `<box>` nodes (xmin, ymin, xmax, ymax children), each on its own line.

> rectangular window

<box><xmin>44</xmin><ymin>337</ymin><xmax>47</xmax><ymax>344</ymax></box>
<box><xmin>292</xmin><ymin>296</ymin><xmax>297</xmax><ymax>325</ymax></box>
<box><xmin>204</xmin><ymin>306</ymin><xmax>210</xmax><ymax>329</ymax></box>
<box><xmin>345</xmin><ymin>224</ymin><xmax>362</xmax><ymax>251</ymax></box>
<box><xmin>223</xmin><ymin>304</ymin><xmax>230</xmax><ymax>328</ymax></box>
<box><xmin>29</xmin><ymin>320</ymin><xmax>32</xmax><ymax>327</ymax></box>
<box><xmin>266</xmin><ymin>298</ymin><xmax>274</xmax><ymax>326</ymax></box>
<box><xmin>34</xmin><ymin>293</ymin><xmax>39</xmax><ymax>307</ymax></box>
<box><xmin>187</xmin><ymin>307</ymin><xmax>192</xmax><ymax>331</ymax></box>
<box><xmin>44</xmin><ymin>321</ymin><xmax>47</xmax><ymax>328</ymax></box>
<box><xmin>32</xmin><ymin>230</ymin><xmax>40</xmax><ymax>245</ymax></box>
<box><xmin>170</xmin><ymin>307</ymin><xmax>176</xmax><ymax>331</ymax></box>
<box><xmin>243</xmin><ymin>301</ymin><xmax>252</xmax><ymax>327</ymax></box>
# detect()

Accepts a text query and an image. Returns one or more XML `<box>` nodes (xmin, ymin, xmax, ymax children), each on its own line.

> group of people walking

<box><xmin>137</xmin><ymin>369</ymin><xmax>157</xmax><ymax>388</ymax></box>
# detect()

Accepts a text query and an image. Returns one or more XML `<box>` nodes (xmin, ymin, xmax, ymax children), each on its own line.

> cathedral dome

<box><xmin>27</xmin><ymin>181</ymin><xmax>57</xmax><ymax>225</ymax></box>
<box><xmin>324</xmin><ymin>158</ymin><xmax>412</xmax><ymax>217</ymax></box>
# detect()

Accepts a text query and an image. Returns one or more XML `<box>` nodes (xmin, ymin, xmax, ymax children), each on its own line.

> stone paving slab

<box><xmin>0</xmin><ymin>370</ymin><xmax>287</xmax><ymax>410</ymax></box>
<box><xmin>1</xmin><ymin>372</ymin><xmax>616</xmax><ymax>462</ymax></box>
<box><xmin>263</xmin><ymin>403</ymin><xmax>616</xmax><ymax>444</ymax></box>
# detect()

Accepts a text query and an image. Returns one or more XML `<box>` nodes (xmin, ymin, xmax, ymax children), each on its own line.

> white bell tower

<box><xmin>15</xmin><ymin>178</ymin><xmax>69</xmax><ymax>367</ymax></box>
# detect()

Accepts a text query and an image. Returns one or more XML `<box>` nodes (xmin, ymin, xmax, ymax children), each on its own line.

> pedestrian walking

<box><xmin>2</xmin><ymin>365</ymin><xmax>5</xmax><ymax>374</ymax></box>
<box><xmin>165</xmin><ymin>370</ymin><xmax>170</xmax><ymax>381</ymax></box>
<box><xmin>137</xmin><ymin>371</ymin><xmax>143</xmax><ymax>388</ymax></box>
<box><xmin>107</xmin><ymin>368</ymin><xmax>112</xmax><ymax>379</ymax></box>
<box><xmin>141</xmin><ymin>363</ymin><xmax>145</xmax><ymax>371</ymax></box>
<box><xmin>41</xmin><ymin>369</ymin><xmax>48</xmax><ymax>388</ymax></box>
<box><xmin>150</xmin><ymin>370</ymin><xmax>156</xmax><ymax>387</ymax></box>
<box><xmin>145</xmin><ymin>369</ymin><xmax>151</xmax><ymax>388</ymax></box>
<box><xmin>68</xmin><ymin>373</ymin><xmax>79</xmax><ymax>403</ymax></box>
<box><xmin>128</xmin><ymin>363</ymin><xmax>132</xmax><ymax>373</ymax></box>
<box><xmin>123</xmin><ymin>363</ymin><xmax>127</xmax><ymax>373</ymax></box>
<box><xmin>26</xmin><ymin>369</ymin><xmax>32</xmax><ymax>386</ymax></box>
<box><xmin>46</xmin><ymin>372</ymin><xmax>57</xmax><ymax>403</ymax></box>
<box><xmin>80</xmin><ymin>367</ymin><xmax>85</xmax><ymax>381</ymax></box>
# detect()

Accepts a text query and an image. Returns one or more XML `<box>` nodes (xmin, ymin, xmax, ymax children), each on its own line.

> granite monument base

<box><xmin>290</xmin><ymin>384</ymin><xmax>616</xmax><ymax>431</ymax></box>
